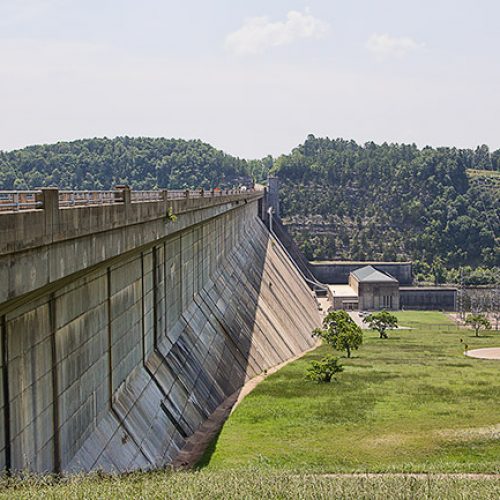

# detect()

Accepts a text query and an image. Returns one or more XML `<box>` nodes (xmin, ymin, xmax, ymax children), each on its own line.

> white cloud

<box><xmin>225</xmin><ymin>9</ymin><xmax>329</xmax><ymax>55</ymax></box>
<box><xmin>366</xmin><ymin>33</ymin><xmax>424</xmax><ymax>59</ymax></box>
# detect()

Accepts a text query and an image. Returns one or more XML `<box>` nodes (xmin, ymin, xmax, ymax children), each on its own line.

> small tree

<box><xmin>465</xmin><ymin>313</ymin><xmax>491</xmax><ymax>337</ymax></box>
<box><xmin>364</xmin><ymin>310</ymin><xmax>398</xmax><ymax>338</ymax></box>
<box><xmin>306</xmin><ymin>355</ymin><xmax>343</xmax><ymax>383</ymax></box>
<box><xmin>313</xmin><ymin>310</ymin><xmax>363</xmax><ymax>358</ymax></box>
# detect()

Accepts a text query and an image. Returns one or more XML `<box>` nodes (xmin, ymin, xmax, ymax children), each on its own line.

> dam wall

<box><xmin>0</xmin><ymin>190</ymin><xmax>320</xmax><ymax>474</ymax></box>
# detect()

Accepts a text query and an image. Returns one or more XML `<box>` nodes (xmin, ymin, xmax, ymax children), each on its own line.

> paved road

<box><xmin>348</xmin><ymin>311</ymin><xmax>370</xmax><ymax>329</ymax></box>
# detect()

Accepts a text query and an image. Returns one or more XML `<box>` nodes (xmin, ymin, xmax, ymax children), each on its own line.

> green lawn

<box><xmin>394</xmin><ymin>310</ymin><xmax>455</xmax><ymax>325</ymax></box>
<box><xmin>2</xmin><ymin>311</ymin><xmax>499</xmax><ymax>498</ymax></box>
<box><xmin>201</xmin><ymin>312</ymin><xmax>500</xmax><ymax>473</ymax></box>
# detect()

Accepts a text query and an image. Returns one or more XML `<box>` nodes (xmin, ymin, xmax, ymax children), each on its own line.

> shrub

<box><xmin>306</xmin><ymin>355</ymin><xmax>344</xmax><ymax>383</ymax></box>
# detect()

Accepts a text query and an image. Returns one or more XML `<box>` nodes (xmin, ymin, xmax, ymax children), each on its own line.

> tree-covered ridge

<box><xmin>274</xmin><ymin>136</ymin><xmax>499</xmax><ymax>273</ymax></box>
<box><xmin>0</xmin><ymin>137</ymin><xmax>270</xmax><ymax>190</ymax></box>
<box><xmin>1</xmin><ymin>134</ymin><xmax>498</xmax><ymax>281</ymax></box>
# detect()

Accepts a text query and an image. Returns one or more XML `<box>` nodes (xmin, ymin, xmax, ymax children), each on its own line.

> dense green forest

<box><xmin>274</xmin><ymin>136</ymin><xmax>499</xmax><ymax>284</ymax></box>
<box><xmin>0</xmin><ymin>135</ymin><xmax>498</xmax><ymax>284</ymax></box>
<box><xmin>0</xmin><ymin>137</ymin><xmax>271</xmax><ymax>190</ymax></box>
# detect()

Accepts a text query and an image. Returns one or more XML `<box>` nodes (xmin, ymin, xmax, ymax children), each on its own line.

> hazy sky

<box><xmin>1</xmin><ymin>0</ymin><xmax>499</xmax><ymax>158</ymax></box>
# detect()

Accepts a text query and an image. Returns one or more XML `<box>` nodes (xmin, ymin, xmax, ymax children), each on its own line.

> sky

<box><xmin>1</xmin><ymin>0</ymin><xmax>499</xmax><ymax>158</ymax></box>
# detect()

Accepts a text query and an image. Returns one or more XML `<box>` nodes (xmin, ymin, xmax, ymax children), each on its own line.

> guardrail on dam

<box><xmin>0</xmin><ymin>187</ymin><xmax>321</xmax><ymax>474</ymax></box>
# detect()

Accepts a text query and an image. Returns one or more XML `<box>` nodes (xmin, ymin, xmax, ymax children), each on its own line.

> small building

<box><xmin>349</xmin><ymin>266</ymin><xmax>400</xmax><ymax>311</ymax></box>
<box><xmin>327</xmin><ymin>284</ymin><xmax>359</xmax><ymax>310</ymax></box>
<box><xmin>325</xmin><ymin>264</ymin><xmax>457</xmax><ymax>312</ymax></box>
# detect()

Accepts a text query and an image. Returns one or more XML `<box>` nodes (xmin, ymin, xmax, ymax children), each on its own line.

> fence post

<box><xmin>114</xmin><ymin>185</ymin><xmax>131</xmax><ymax>205</ymax></box>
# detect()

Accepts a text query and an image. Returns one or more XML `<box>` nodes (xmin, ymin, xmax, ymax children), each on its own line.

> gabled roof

<box><xmin>351</xmin><ymin>265</ymin><xmax>398</xmax><ymax>283</ymax></box>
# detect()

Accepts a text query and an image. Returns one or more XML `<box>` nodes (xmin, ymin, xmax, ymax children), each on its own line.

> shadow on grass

<box><xmin>194</xmin><ymin>427</ymin><xmax>224</xmax><ymax>470</ymax></box>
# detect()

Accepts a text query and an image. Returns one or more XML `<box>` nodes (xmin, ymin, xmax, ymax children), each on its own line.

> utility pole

<box><xmin>458</xmin><ymin>267</ymin><xmax>465</xmax><ymax>320</ymax></box>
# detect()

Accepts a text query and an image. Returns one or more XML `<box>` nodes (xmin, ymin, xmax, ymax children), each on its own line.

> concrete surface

<box><xmin>0</xmin><ymin>196</ymin><xmax>321</xmax><ymax>474</ymax></box>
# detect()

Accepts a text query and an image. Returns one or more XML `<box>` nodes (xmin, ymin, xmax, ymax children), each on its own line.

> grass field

<box><xmin>201</xmin><ymin>312</ymin><xmax>500</xmax><ymax>473</ymax></box>
<box><xmin>2</xmin><ymin>311</ymin><xmax>499</xmax><ymax>499</ymax></box>
<box><xmin>1</xmin><ymin>470</ymin><xmax>499</xmax><ymax>499</ymax></box>
<box><xmin>394</xmin><ymin>310</ymin><xmax>455</xmax><ymax>325</ymax></box>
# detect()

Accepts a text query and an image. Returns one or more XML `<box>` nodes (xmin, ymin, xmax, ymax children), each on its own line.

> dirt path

<box><xmin>465</xmin><ymin>347</ymin><xmax>500</xmax><ymax>360</ymax></box>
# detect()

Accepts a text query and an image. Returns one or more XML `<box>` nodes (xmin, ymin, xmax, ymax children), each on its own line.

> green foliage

<box><xmin>2</xmin><ymin>135</ymin><xmax>498</xmax><ymax>277</ymax></box>
<box><xmin>277</xmin><ymin>136</ymin><xmax>499</xmax><ymax>270</ymax></box>
<box><xmin>313</xmin><ymin>310</ymin><xmax>363</xmax><ymax>358</ymax></box>
<box><xmin>364</xmin><ymin>311</ymin><xmax>399</xmax><ymax>339</ymax></box>
<box><xmin>165</xmin><ymin>206</ymin><xmax>177</xmax><ymax>222</ymax></box>
<box><xmin>0</xmin><ymin>137</ymin><xmax>267</xmax><ymax>190</ymax></box>
<box><xmin>465</xmin><ymin>313</ymin><xmax>492</xmax><ymax>337</ymax></box>
<box><xmin>306</xmin><ymin>355</ymin><xmax>343</xmax><ymax>383</ymax></box>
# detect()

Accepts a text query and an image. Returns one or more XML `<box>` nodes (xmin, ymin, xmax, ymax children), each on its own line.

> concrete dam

<box><xmin>0</xmin><ymin>188</ymin><xmax>321</xmax><ymax>474</ymax></box>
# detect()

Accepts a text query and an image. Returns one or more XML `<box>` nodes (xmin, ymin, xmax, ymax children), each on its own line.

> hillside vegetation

<box><xmin>0</xmin><ymin>137</ymin><xmax>271</xmax><ymax>190</ymax></box>
<box><xmin>274</xmin><ymin>136</ymin><xmax>499</xmax><ymax>281</ymax></box>
<box><xmin>1</xmin><ymin>135</ymin><xmax>498</xmax><ymax>282</ymax></box>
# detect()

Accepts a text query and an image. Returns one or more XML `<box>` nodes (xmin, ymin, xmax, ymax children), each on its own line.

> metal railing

<box><xmin>130</xmin><ymin>190</ymin><xmax>162</xmax><ymax>203</ymax></box>
<box><xmin>59</xmin><ymin>190</ymin><xmax>118</xmax><ymax>207</ymax></box>
<box><xmin>0</xmin><ymin>187</ymin><xmax>256</xmax><ymax>212</ymax></box>
<box><xmin>0</xmin><ymin>190</ymin><xmax>43</xmax><ymax>211</ymax></box>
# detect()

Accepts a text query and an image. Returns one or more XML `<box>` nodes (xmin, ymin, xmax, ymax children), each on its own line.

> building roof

<box><xmin>328</xmin><ymin>285</ymin><xmax>358</xmax><ymax>298</ymax></box>
<box><xmin>350</xmin><ymin>265</ymin><xmax>398</xmax><ymax>283</ymax></box>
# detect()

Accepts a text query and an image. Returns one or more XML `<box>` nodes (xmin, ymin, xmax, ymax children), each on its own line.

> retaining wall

<box><xmin>309</xmin><ymin>261</ymin><xmax>413</xmax><ymax>285</ymax></box>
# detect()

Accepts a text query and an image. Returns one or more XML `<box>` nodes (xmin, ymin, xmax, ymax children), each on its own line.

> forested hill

<box><xmin>274</xmin><ymin>136</ymin><xmax>499</xmax><ymax>282</ymax></box>
<box><xmin>1</xmin><ymin>135</ymin><xmax>498</xmax><ymax>283</ymax></box>
<box><xmin>0</xmin><ymin>137</ymin><xmax>271</xmax><ymax>190</ymax></box>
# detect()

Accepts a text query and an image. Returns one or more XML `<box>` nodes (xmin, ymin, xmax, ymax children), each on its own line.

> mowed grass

<box><xmin>394</xmin><ymin>310</ymin><xmax>455</xmax><ymax>325</ymax></box>
<box><xmin>1</xmin><ymin>470</ymin><xmax>499</xmax><ymax>500</ymax></box>
<box><xmin>201</xmin><ymin>312</ymin><xmax>500</xmax><ymax>473</ymax></box>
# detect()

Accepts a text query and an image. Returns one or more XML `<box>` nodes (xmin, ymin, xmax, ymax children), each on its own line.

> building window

<box><xmin>382</xmin><ymin>295</ymin><xmax>393</xmax><ymax>308</ymax></box>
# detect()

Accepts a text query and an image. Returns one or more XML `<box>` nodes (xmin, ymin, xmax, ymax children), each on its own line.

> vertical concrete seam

<box><xmin>106</xmin><ymin>263</ymin><xmax>151</xmax><ymax>466</ymax></box>
<box><xmin>152</xmin><ymin>247</ymin><xmax>158</xmax><ymax>350</ymax></box>
<box><xmin>106</xmin><ymin>267</ymin><xmax>113</xmax><ymax>407</ymax></box>
<box><xmin>49</xmin><ymin>294</ymin><xmax>61</xmax><ymax>473</ymax></box>
<box><xmin>1</xmin><ymin>315</ymin><xmax>11</xmax><ymax>473</ymax></box>
<box><xmin>163</xmin><ymin>240</ymin><xmax>167</xmax><ymax>338</ymax></box>
<box><xmin>140</xmin><ymin>252</ymin><xmax>146</xmax><ymax>365</ymax></box>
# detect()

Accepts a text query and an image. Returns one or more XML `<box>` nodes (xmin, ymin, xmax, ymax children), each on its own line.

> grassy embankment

<box><xmin>1</xmin><ymin>311</ymin><xmax>498</xmax><ymax>499</ymax></box>
<box><xmin>201</xmin><ymin>311</ymin><xmax>500</xmax><ymax>473</ymax></box>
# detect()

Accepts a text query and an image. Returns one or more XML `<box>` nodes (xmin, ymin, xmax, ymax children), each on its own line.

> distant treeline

<box><xmin>1</xmin><ymin>135</ymin><xmax>498</xmax><ymax>284</ymax></box>
<box><xmin>274</xmin><ymin>136</ymin><xmax>499</xmax><ymax>281</ymax></box>
<box><xmin>0</xmin><ymin>137</ymin><xmax>272</xmax><ymax>190</ymax></box>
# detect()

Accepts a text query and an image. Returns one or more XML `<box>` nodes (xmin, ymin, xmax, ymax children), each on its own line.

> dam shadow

<box><xmin>150</xmin><ymin>214</ymin><xmax>320</xmax><ymax>469</ymax></box>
